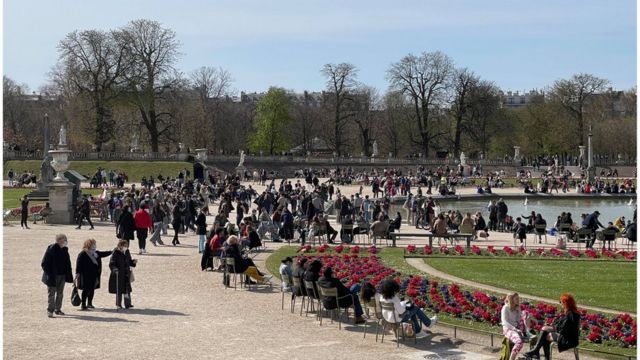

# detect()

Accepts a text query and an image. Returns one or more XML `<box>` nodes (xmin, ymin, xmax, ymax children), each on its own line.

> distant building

<box><xmin>499</xmin><ymin>90</ymin><xmax>542</xmax><ymax>108</ymax></box>
<box><xmin>239</xmin><ymin>90</ymin><xmax>324</xmax><ymax>106</ymax></box>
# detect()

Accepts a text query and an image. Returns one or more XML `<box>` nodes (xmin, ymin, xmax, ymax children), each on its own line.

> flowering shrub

<box><xmin>295</xmin><ymin>246</ymin><xmax>637</xmax><ymax>348</ymax></box>
<box><xmin>404</xmin><ymin>245</ymin><xmax>636</xmax><ymax>262</ymax></box>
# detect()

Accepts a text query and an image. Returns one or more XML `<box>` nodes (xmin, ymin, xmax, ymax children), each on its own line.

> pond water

<box><xmin>390</xmin><ymin>198</ymin><xmax>636</xmax><ymax>225</ymax></box>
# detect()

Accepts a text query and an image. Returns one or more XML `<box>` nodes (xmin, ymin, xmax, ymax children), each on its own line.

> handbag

<box><xmin>129</xmin><ymin>269</ymin><xmax>135</xmax><ymax>283</ymax></box>
<box><xmin>41</xmin><ymin>272</ymin><xmax>49</xmax><ymax>286</ymax></box>
<box><xmin>71</xmin><ymin>286</ymin><xmax>81</xmax><ymax>306</ymax></box>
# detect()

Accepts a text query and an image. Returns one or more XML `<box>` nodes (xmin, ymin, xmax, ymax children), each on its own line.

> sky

<box><xmin>3</xmin><ymin>0</ymin><xmax>637</xmax><ymax>94</ymax></box>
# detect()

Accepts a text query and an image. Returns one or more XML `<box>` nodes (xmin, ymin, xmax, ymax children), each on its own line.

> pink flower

<box><xmin>423</xmin><ymin>245</ymin><xmax>433</xmax><ymax>255</ymax></box>
<box><xmin>407</xmin><ymin>244</ymin><xmax>417</xmax><ymax>253</ymax></box>
<box><xmin>334</xmin><ymin>245</ymin><xmax>344</xmax><ymax>253</ymax></box>
<box><xmin>351</xmin><ymin>245</ymin><xmax>360</xmax><ymax>254</ymax></box>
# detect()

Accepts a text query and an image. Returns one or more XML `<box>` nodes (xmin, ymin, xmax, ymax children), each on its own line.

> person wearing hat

<box><xmin>279</xmin><ymin>257</ymin><xmax>293</xmax><ymax>292</ymax></box>
<box><xmin>317</xmin><ymin>266</ymin><xmax>365</xmax><ymax>324</ymax></box>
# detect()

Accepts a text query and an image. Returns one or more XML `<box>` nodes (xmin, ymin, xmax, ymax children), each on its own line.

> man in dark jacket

<box><xmin>75</xmin><ymin>195</ymin><xmax>94</xmax><ymax>230</ymax></box>
<box><xmin>317</xmin><ymin>267</ymin><xmax>365</xmax><ymax>324</ymax></box>
<box><xmin>41</xmin><ymin>234</ymin><xmax>73</xmax><ymax>317</ymax></box>
<box><xmin>582</xmin><ymin>211</ymin><xmax>604</xmax><ymax>249</ymax></box>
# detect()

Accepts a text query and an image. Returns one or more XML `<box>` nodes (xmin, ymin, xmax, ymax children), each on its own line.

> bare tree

<box><xmin>352</xmin><ymin>85</ymin><xmax>380</xmax><ymax>157</ymax></box>
<box><xmin>190</xmin><ymin>66</ymin><xmax>233</xmax><ymax>151</ymax></box>
<box><xmin>461</xmin><ymin>81</ymin><xmax>501</xmax><ymax>158</ymax></box>
<box><xmin>56</xmin><ymin>30</ymin><xmax>127</xmax><ymax>151</ymax></box>
<box><xmin>321</xmin><ymin>63</ymin><xmax>358</xmax><ymax>156</ymax></box>
<box><xmin>118</xmin><ymin>19</ymin><xmax>181</xmax><ymax>152</ymax></box>
<box><xmin>550</xmin><ymin>73</ymin><xmax>609</xmax><ymax>145</ymax></box>
<box><xmin>291</xmin><ymin>91</ymin><xmax>320</xmax><ymax>153</ymax></box>
<box><xmin>387</xmin><ymin>51</ymin><xmax>454</xmax><ymax>157</ymax></box>
<box><xmin>450</xmin><ymin>68</ymin><xmax>479</xmax><ymax>157</ymax></box>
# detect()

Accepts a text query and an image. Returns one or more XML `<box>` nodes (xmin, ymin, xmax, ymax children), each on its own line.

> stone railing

<box><xmin>3</xmin><ymin>150</ymin><xmax>634</xmax><ymax>167</ymax></box>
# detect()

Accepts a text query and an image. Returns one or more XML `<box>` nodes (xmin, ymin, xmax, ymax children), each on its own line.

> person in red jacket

<box><xmin>134</xmin><ymin>205</ymin><xmax>153</xmax><ymax>254</ymax></box>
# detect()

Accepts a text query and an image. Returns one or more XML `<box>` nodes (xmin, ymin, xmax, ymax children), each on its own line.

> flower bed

<box><xmin>404</xmin><ymin>245</ymin><xmax>637</xmax><ymax>261</ymax></box>
<box><xmin>295</xmin><ymin>246</ymin><xmax>637</xmax><ymax>349</ymax></box>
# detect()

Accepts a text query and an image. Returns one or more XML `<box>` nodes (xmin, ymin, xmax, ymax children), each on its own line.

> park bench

<box><xmin>390</xmin><ymin>232</ymin><xmax>475</xmax><ymax>248</ymax></box>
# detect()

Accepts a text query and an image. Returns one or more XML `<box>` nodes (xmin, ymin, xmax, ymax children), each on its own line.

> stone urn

<box><xmin>49</xmin><ymin>149</ymin><xmax>72</xmax><ymax>181</ymax></box>
<box><xmin>195</xmin><ymin>148</ymin><xmax>208</xmax><ymax>162</ymax></box>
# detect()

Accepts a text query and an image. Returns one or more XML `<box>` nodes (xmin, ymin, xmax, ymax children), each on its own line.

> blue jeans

<box><xmin>198</xmin><ymin>234</ymin><xmax>206</xmax><ymax>253</ymax></box>
<box><xmin>349</xmin><ymin>284</ymin><xmax>364</xmax><ymax>317</ymax></box>
<box><xmin>402</xmin><ymin>306</ymin><xmax>431</xmax><ymax>333</ymax></box>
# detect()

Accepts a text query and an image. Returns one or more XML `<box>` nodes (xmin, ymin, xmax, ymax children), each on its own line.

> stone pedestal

<box><xmin>47</xmin><ymin>181</ymin><xmax>75</xmax><ymax>224</ymax></box>
<box><xmin>235</xmin><ymin>165</ymin><xmax>246</xmax><ymax>178</ymax></box>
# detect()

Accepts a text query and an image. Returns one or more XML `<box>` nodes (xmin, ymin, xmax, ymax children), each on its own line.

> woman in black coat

<box><xmin>171</xmin><ymin>202</ymin><xmax>182</xmax><ymax>246</ymax></box>
<box><xmin>108</xmin><ymin>240</ymin><xmax>137</xmax><ymax>309</ymax></box>
<box><xmin>525</xmin><ymin>293</ymin><xmax>581</xmax><ymax>360</ymax></box>
<box><xmin>75</xmin><ymin>239</ymin><xmax>112</xmax><ymax>310</ymax></box>
<box><xmin>117</xmin><ymin>205</ymin><xmax>136</xmax><ymax>244</ymax></box>
<box><xmin>195</xmin><ymin>209</ymin><xmax>207</xmax><ymax>253</ymax></box>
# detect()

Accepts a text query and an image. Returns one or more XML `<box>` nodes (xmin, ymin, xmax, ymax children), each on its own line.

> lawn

<box><xmin>3</xmin><ymin>188</ymin><xmax>103</xmax><ymax>209</ymax></box>
<box><xmin>4</xmin><ymin>160</ymin><xmax>192</xmax><ymax>183</ymax></box>
<box><xmin>424</xmin><ymin>258</ymin><xmax>636</xmax><ymax>313</ymax></box>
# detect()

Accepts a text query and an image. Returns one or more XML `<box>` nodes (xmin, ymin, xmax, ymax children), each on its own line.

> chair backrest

<box><xmin>318</xmin><ymin>286</ymin><xmax>337</xmax><ymax>298</ymax></box>
<box><xmin>558</xmin><ymin>224</ymin><xmax>572</xmax><ymax>232</ymax></box>
<box><xmin>577</xmin><ymin>228</ymin><xmax>592</xmax><ymax>238</ymax></box>
<box><xmin>535</xmin><ymin>224</ymin><xmax>546</xmax><ymax>233</ymax></box>
<box><xmin>303</xmin><ymin>280</ymin><xmax>318</xmax><ymax>298</ymax></box>
<box><xmin>372</xmin><ymin>296</ymin><xmax>383</xmax><ymax>320</ymax></box>
<box><xmin>292</xmin><ymin>276</ymin><xmax>302</xmax><ymax>290</ymax></box>
<box><xmin>379</xmin><ymin>301</ymin><xmax>401</xmax><ymax>324</ymax></box>
<box><xmin>225</xmin><ymin>257</ymin><xmax>236</xmax><ymax>267</ymax></box>
<box><xmin>602</xmin><ymin>229</ymin><xmax>618</xmax><ymax>240</ymax></box>
<box><xmin>341</xmin><ymin>224</ymin><xmax>354</xmax><ymax>231</ymax></box>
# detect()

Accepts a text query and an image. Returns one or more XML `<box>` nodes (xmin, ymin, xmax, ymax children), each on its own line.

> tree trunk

<box><xmin>334</xmin><ymin>107</ymin><xmax>341</xmax><ymax>156</ymax></box>
<box><xmin>577</xmin><ymin>112</ymin><xmax>585</xmax><ymax>146</ymax></box>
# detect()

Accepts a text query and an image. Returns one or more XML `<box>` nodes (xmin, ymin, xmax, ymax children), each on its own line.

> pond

<box><xmin>389</xmin><ymin>198</ymin><xmax>635</xmax><ymax>225</ymax></box>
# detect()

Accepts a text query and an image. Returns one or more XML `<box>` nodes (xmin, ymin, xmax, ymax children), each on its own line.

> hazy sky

<box><xmin>3</xmin><ymin>0</ymin><xmax>637</xmax><ymax>94</ymax></box>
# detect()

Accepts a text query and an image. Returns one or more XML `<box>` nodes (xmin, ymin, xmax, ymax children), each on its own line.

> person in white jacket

<box><xmin>378</xmin><ymin>279</ymin><xmax>437</xmax><ymax>339</ymax></box>
<box><xmin>501</xmin><ymin>293</ymin><xmax>534</xmax><ymax>360</ymax></box>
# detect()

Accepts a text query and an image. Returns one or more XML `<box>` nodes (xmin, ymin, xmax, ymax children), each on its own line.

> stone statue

<box><xmin>238</xmin><ymin>150</ymin><xmax>245</xmax><ymax>167</ymax></box>
<box><xmin>131</xmin><ymin>134</ymin><xmax>139</xmax><ymax>151</ymax></box>
<box><xmin>372</xmin><ymin>141</ymin><xmax>379</xmax><ymax>157</ymax></box>
<box><xmin>460</xmin><ymin>151</ymin><xmax>467</xmax><ymax>166</ymax></box>
<box><xmin>59</xmin><ymin>125</ymin><xmax>67</xmax><ymax>146</ymax></box>
<box><xmin>40</xmin><ymin>155</ymin><xmax>53</xmax><ymax>184</ymax></box>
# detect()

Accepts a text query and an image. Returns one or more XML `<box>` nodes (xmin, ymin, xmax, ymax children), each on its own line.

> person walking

<box><xmin>149</xmin><ymin>203</ymin><xmax>165</xmax><ymax>246</ymax></box>
<box><xmin>75</xmin><ymin>195</ymin><xmax>95</xmax><ymax>230</ymax></box>
<box><xmin>108</xmin><ymin>240</ymin><xmax>137</xmax><ymax>310</ymax></box>
<box><xmin>20</xmin><ymin>195</ymin><xmax>30</xmax><ymax>229</ymax></box>
<box><xmin>117</xmin><ymin>205</ymin><xmax>136</xmax><ymax>245</ymax></box>
<box><xmin>134</xmin><ymin>205</ymin><xmax>152</xmax><ymax>254</ymax></box>
<box><xmin>195</xmin><ymin>208</ymin><xmax>207</xmax><ymax>253</ymax></box>
<box><xmin>171</xmin><ymin>203</ymin><xmax>182</xmax><ymax>246</ymax></box>
<box><xmin>75</xmin><ymin>239</ymin><xmax>112</xmax><ymax>310</ymax></box>
<box><xmin>41</xmin><ymin>234</ymin><xmax>73</xmax><ymax>318</ymax></box>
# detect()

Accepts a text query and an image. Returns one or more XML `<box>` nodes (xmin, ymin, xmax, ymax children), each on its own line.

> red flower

<box><xmin>351</xmin><ymin>246</ymin><xmax>360</xmax><ymax>254</ymax></box>
<box><xmin>407</xmin><ymin>244</ymin><xmax>417</xmax><ymax>253</ymax></box>
<box><xmin>368</xmin><ymin>245</ymin><xmax>378</xmax><ymax>254</ymax></box>
<box><xmin>423</xmin><ymin>245</ymin><xmax>433</xmax><ymax>255</ymax></box>
<box><xmin>334</xmin><ymin>245</ymin><xmax>344</xmax><ymax>253</ymax></box>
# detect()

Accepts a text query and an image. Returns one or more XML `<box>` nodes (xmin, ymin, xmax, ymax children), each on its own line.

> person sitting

<box><xmin>614</xmin><ymin>216</ymin><xmax>626</xmax><ymax>232</ymax></box>
<box><xmin>502</xmin><ymin>293</ymin><xmax>534</xmax><ymax>360</ymax></box>
<box><xmin>459</xmin><ymin>212</ymin><xmax>475</xmax><ymax>235</ymax></box>
<box><xmin>302</xmin><ymin>260</ymin><xmax>322</xmax><ymax>299</ymax></box>
<box><xmin>534</xmin><ymin>214</ymin><xmax>547</xmax><ymax>244</ymax></box>
<box><xmin>602</xmin><ymin>222</ymin><xmax>619</xmax><ymax>250</ymax></box>
<box><xmin>369</xmin><ymin>215</ymin><xmax>389</xmax><ymax>245</ymax></box>
<box><xmin>291</xmin><ymin>258</ymin><xmax>308</xmax><ymax>298</ymax></box>
<box><xmin>279</xmin><ymin>257</ymin><xmax>293</xmax><ymax>292</ymax></box>
<box><xmin>378</xmin><ymin>279</ymin><xmax>437</xmax><ymax>339</ymax></box>
<box><xmin>225</xmin><ymin>236</ymin><xmax>272</xmax><ymax>285</ymax></box>
<box><xmin>36</xmin><ymin>202</ymin><xmax>53</xmax><ymax>224</ymax></box>
<box><xmin>627</xmin><ymin>221</ymin><xmax>637</xmax><ymax>244</ymax></box>
<box><xmin>432</xmin><ymin>213</ymin><xmax>448</xmax><ymax>244</ymax></box>
<box><xmin>322</xmin><ymin>214</ymin><xmax>339</xmax><ymax>244</ymax></box>
<box><xmin>317</xmin><ymin>267</ymin><xmax>365</xmax><ymax>324</ymax></box>
<box><xmin>525</xmin><ymin>293</ymin><xmax>580</xmax><ymax>360</ymax></box>
<box><xmin>513</xmin><ymin>217</ymin><xmax>527</xmax><ymax>246</ymax></box>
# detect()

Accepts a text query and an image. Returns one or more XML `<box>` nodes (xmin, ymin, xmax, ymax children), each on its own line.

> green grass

<box><xmin>4</xmin><ymin>160</ymin><xmax>192</xmax><ymax>183</ymax></box>
<box><xmin>3</xmin><ymin>188</ymin><xmax>103</xmax><ymax>209</ymax></box>
<box><xmin>425</xmin><ymin>258</ymin><xmax>636</xmax><ymax>313</ymax></box>
<box><xmin>266</xmin><ymin>246</ymin><xmax>636</xmax><ymax>357</ymax></box>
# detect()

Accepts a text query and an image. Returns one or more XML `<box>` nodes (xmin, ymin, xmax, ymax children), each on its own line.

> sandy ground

<box><xmin>3</xmin><ymin>180</ymin><xmax>625</xmax><ymax>359</ymax></box>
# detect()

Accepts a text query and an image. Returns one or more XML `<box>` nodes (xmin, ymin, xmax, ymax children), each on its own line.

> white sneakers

<box><xmin>262</xmin><ymin>275</ymin><xmax>273</xmax><ymax>283</ymax></box>
<box><xmin>415</xmin><ymin>330</ymin><xmax>429</xmax><ymax>339</ymax></box>
<box><xmin>429</xmin><ymin>315</ymin><xmax>438</xmax><ymax>327</ymax></box>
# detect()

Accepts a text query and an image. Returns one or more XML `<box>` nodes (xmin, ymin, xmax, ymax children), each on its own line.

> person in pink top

<box><xmin>134</xmin><ymin>205</ymin><xmax>153</xmax><ymax>254</ymax></box>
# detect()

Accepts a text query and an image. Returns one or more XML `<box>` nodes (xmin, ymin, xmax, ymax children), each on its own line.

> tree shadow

<box><xmin>64</xmin><ymin>314</ymin><xmax>139</xmax><ymax>323</ymax></box>
<box><xmin>102</xmin><ymin>308</ymin><xmax>187</xmax><ymax>316</ymax></box>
